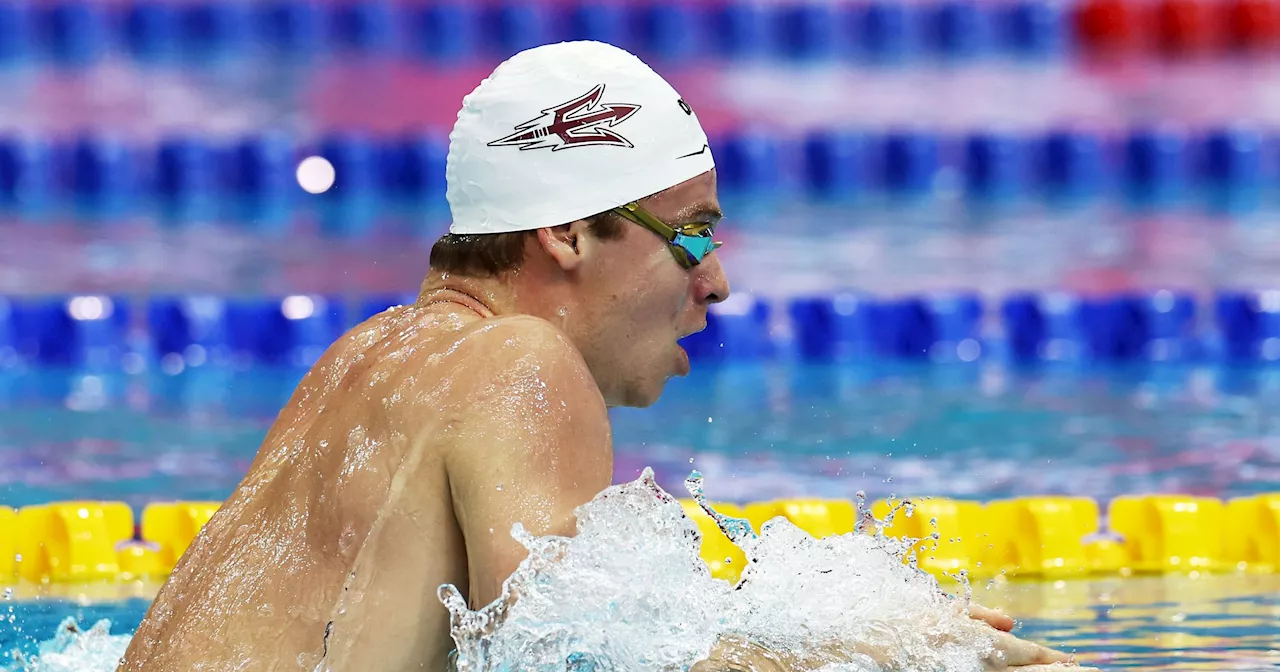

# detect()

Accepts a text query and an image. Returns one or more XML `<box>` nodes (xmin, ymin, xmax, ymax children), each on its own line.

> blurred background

<box><xmin>6</xmin><ymin>2</ymin><xmax>1280</xmax><ymax>668</ymax></box>
<box><xmin>5</xmin><ymin>0</ymin><xmax>1280</xmax><ymax>504</ymax></box>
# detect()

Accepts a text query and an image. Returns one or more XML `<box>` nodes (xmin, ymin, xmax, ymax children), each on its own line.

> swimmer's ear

<box><xmin>535</xmin><ymin>220</ymin><xmax>589</xmax><ymax>272</ymax></box>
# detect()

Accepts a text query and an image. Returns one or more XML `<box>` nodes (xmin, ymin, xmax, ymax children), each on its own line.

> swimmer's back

<box><xmin>118</xmin><ymin>300</ymin><xmax>613</xmax><ymax>671</ymax></box>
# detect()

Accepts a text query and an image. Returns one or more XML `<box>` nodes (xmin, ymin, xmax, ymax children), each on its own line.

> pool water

<box><xmin>5</xmin><ymin>574</ymin><xmax>1279</xmax><ymax>670</ymax></box>
<box><xmin>3</xmin><ymin>361</ymin><xmax>1280</xmax><ymax>670</ymax></box>
<box><xmin>4</xmin><ymin>361</ymin><xmax>1279</xmax><ymax>507</ymax></box>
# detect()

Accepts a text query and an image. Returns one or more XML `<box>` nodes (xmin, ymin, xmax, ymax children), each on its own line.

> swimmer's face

<box><xmin>573</xmin><ymin>170</ymin><xmax>730</xmax><ymax>407</ymax></box>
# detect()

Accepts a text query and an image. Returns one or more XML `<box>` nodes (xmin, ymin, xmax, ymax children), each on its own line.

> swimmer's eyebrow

<box><xmin>674</xmin><ymin>205</ymin><xmax>723</xmax><ymax>227</ymax></box>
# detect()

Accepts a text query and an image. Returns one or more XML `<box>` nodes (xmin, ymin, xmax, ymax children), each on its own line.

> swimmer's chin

<box><xmin>609</xmin><ymin>348</ymin><xmax>690</xmax><ymax>409</ymax></box>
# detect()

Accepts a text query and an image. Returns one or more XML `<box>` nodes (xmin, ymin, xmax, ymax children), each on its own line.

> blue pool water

<box><xmin>4</xmin><ymin>362</ymin><xmax>1280</xmax><ymax>509</ymax></box>
<box><xmin>3</xmin><ymin>361</ymin><xmax>1280</xmax><ymax>669</ymax></box>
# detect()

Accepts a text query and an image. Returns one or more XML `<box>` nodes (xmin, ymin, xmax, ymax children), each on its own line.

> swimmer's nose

<box><xmin>694</xmin><ymin>252</ymin><xmax>730</xmax><ymax>305</ymax></box>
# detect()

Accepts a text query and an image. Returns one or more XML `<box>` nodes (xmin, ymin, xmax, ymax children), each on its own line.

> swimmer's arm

<box><xmin>692</xmin><ymin>629</ymin><xmax>1091</xmax><ymax>671</ymax></box>
<box><xmin>445</xmin><ymin>320</ymin><xmax>613</xmax><ymax>610</ymax></box>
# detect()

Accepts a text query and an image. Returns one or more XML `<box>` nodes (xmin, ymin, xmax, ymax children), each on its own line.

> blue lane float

<box><xmin>0</xmin><ymin>126</ymin><xmax>1277</xmax><ymax>222</ymax></box>
<box><xmin>870</xmin><ymin>294</ymin><xmax>984</xmax><ymax>361</ymax></box>
<box><xmin>998</xmin><ymin>0</ymin><xmax>1070</xmax><ymax>59</ymax></box>
<box><xmin>220</xmin><ymin>133</ymin><xmax>297</xmax><ymax>203</ymax></box>
<box><xmin>788</xmin><ymin>294</ymin><xmax>877</xmax><ymax>362</ymax></box>
<box><xmin>704</xmin><ymin>1</ymin><xmax>773</xmax><ymax>60</ymax></box>
<box><xmin>1037</xmin><ymin>130</ymin><xmax>1107</xmax><ymax>205</ymax></box>
<box><xmin>964</xmin><ymin>131</ymin><xmax>1025</xmax><ymax>203</ymax></box>
<box><xmin>1216</xmin><ymin>291</ymin><xmax>1280</xmax><ymax>363</ymax></box>
<box><xmin>564</xmin><ymin>4</ymin><xmax>631</xmax><ymax>50</ymax></box>
<box><xmin>65</xmin><ymin>134</ymin><xmax>140</xmax><ymax>215</ymax></box>
<box><xmin>6</xmin><ymin>290</ymin><xmax>1280</xmax><ymax>369</ymax></box>
<box><xmin>1200</xmin><ymin>126</ymin><xmax>1265</xmax><ymax>214</ymax></box>
<box><xmin>225</xmin><ymin>295</ymin><xmax>347</xmax><ymax>367</ymax></box>
<box><xmin>14</xmin><ymin>0</ymin><xmax>1280</xmax><ymax>68</ymax></box>
<box><xmin>714</xmin><ymin>129</ymin><xmax>784</xmax><ymax>197</ymax></box>
<box><xmin>1123</xmin><ymin>126</ymin><xmax>1189</xmax><ymax>210</ymax></box>
<box><xmin>146</xmin><ymin>296</ymin><xmax>231</xmax><ymax>365</ymax></box>
<box><xmin>177</xmin><ymin>2</ymin><xmax>249</xmax><ymax>63</ymax></box>
<box><xmin>634</xmin><ymin>2</ymin><xmax>700</xmax><ymax>62</ymax></box>
<box><xmin>879</xmin><ymin>131</ymin><xmax>941</xmax><ymax>198</ymax></box>
<box><xmin>35</xmin><ymin>1</ymin><xmax>107</xmax><ymax>66</ymax></box>
<box><xmin>155</xmin><ymin>135</ymin><xmax>218</xmax><ymax>207</ymax></box>
<box><xmin>776</xmin><ymin>1</ymin><xmax>841</xmax><ymax>61</ymax></box>
<box><xmin>329</xmin><ymin>1</ymin><xmax>397</xmax><ymax>56</ymax></box>
<box><xmin>376</xmin><ymin>132</ymin><xmax>448</xmax><ymax>204</ymax></box>
<box><xmin>925</xmin><ymin>0</ymin><xmax>993</xmax><ymax>61</ymax></box>
<box><xmin>121</xmin><ymin>1</ymin><xmax>178</xmax><ymax>63</ymax></box>
<box><xmin>801</xmin><ymin>130</ymin><xmax>867</xmax><ymax>200</ymax></box>
<box><xmin>0</xmin><ymin>0</ymin><xmax>1078</xmax><ymax>68</ymax></box>
<box><xmin>681</xmin><ymin>295</ymin><xmax>775</xmax><ymax>363</ymax></box>
<box><xmin>255</xmin><ymin>0</ymin><xmax>325</xmax><ymax>59</ymax></box>
<box><xmin>1000</xmin><ymin>292</ymin><xmax>1091</xmax><ymax>362</ymax></box>
<box><xmin>407</xmin><ymin>2</ymin><xmax>476</xmax><ymax>63</ymax></box>
<box><xmin>0</xmin><ymin>1</ymin><xmax>28</xmax><ymax>64</ymax></box>
<box><xmin>852</xmin><ymin>0</ymin><xmax>916</xmax><ymax>64</ymax></box>
<box><xmin>8</xmin><ymin>296</ymin><xmax>131</xmax><ymax>368</ymax></box>
<box><xmin>481</xmin><ymin>2</ymin><xmax>551</xmax><ymax>59</ymax></box>
<box><xmin>217</xmin><ymin>132</ymin><xmax>298</xmax><ymax>230</ymax></box>
<box><xmin>0</xmin><ymin>135</ymin><xmax>55</xmax><ymax>213</ymax></box>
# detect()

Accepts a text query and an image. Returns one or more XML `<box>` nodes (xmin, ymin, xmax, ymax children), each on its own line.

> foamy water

<box><xmin>8</xmin><ymin>469</ymin><xmax>999</xmax><ymax>671</ymax></box>
<box><xmin>440</xmin><ymin>468</ymin><xmax>999</xmax><ymax>672</ymax></box>
<box><xmin>4</xmin><ymin>618</ymin><xmax>130</xmax><ymax>672</ymax></box>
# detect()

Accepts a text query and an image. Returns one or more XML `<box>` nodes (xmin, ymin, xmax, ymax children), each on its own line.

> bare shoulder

<box><xmin>453</xmin><ymin>314</ymin><xmax>601</xmax><ymax>408</ymax></box>
<box><xmin>461</xmin><ymin>314</ymin><xmax>585</xmax><ymax>365</ymax></box>
<box><xmin>436</xmin><ymin>315</ymin><xmax>614</xmax><ymax>607</ymax></box>
<box><xmin>438</xmin><ymin>313</ymin><xmax>612</xmax><ymax>490</ymax></box>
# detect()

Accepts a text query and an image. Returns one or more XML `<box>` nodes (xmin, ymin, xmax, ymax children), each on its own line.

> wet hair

<box><xmin>429</xmin><ymin>210</ymin><xmax>629</xmax><ymax>277</ymax></box>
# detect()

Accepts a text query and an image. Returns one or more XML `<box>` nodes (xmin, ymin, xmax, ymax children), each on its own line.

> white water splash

<box><xmin>7</xmin><ymin>469</ymin><xmax>998</xmax><ymax>671</ymax></box>
<box><xmin>441</xmin><ymin>468</ymin><xmax>999</xmax><ymax>671</ymax></box>
<box><xmin>5</xmin><ymin>618</ymin><xmax>130</xmax><ymax>672</ymax></box>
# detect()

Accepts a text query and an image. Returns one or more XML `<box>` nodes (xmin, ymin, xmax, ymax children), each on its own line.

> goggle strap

<box><xmin>613</xmin><ymin>201</ymin><xmax>720</xmax><ymax>269</ymax></box>
<box><xmin>613</xmin><ymin>202</ymin><xmax>677</xmax><ymax>242</ymax></box>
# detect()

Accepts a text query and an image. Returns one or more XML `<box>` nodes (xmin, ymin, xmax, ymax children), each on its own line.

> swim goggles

<box><xmin>611</xmin><ymin>201</ymin><xmax>722</xmax><ymax>270</ymax></box>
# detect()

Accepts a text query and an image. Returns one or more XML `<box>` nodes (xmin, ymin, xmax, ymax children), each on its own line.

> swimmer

<box><xmin>118</xmin><ymin>41</ymin><xmax>1096</xmax><ymax>672</ymax></box>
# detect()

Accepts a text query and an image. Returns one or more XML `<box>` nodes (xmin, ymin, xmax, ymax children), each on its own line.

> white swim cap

<box><xmin>446</xmin><ymin>41</ymin><xmax>716</xmax><ymax>235</ymax></box>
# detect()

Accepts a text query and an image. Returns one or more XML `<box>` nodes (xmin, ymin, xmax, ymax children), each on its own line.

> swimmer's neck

<box><xmin>416</xmin><ymin>284</ymin><xmax>498</xmax><ymax>319</ymax></box>
<box><xmin>416</xmin><ymin>270</ymin><xmax>574</xmax><ymax>328</ymax></box>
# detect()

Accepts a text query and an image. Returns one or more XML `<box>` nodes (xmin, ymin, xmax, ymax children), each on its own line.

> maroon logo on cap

<box><xmin>487</xmin><ymin>84</ymin><xmax>641</xmax><ymax>152</ymax></box>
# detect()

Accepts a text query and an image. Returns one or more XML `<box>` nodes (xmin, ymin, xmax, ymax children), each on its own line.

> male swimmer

<box><xmin>119</xmin><ymin>41</ymin><xmax>1096</xmax><ymax>671</ymax></box>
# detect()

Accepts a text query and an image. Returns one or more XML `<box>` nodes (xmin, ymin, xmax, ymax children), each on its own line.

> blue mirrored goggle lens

<box><xmin>673</xmin><ymin>233</ymin><xmax>718</xmax><ymax>263</ymax></box>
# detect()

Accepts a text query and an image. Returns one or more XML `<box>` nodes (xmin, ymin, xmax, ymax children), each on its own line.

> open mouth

<box><xmin>678</xmin><ymin>322</ymin><xmax>708</xmax><ymax>340</ymax></box>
